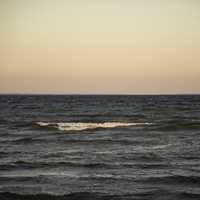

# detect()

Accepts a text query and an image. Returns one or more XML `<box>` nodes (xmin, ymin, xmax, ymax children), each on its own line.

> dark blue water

<box><xmin>0</xmin><ymin>95</ymin><xmax>200</xmax><ymax>200</ymax></box>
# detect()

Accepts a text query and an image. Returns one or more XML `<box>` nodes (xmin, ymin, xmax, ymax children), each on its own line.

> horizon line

<box><xmin>0</xmin><ymin>93</ymin><xmax>200</xmax><ymax>96</ymax></box>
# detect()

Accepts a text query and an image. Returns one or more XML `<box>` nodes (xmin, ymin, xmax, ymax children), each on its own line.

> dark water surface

<box><xmin>0</xmin><ymin>95</ymin><xmax>200</xmax><ymax>200</ymax></box>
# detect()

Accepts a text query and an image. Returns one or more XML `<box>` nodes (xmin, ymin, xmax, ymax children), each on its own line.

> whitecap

<box><xmin>36</xmin><ymin>122</ymin><xmax>152</xmax><ymax>131</ymax></box>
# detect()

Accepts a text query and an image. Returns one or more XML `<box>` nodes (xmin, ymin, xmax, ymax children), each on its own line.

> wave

<box><xmin>10</xmin><ymin>137</ymin><xmax>43</xmax><ymax>144</ymax></box>
<box><xmin>2</xmin><ymin>173</ymin><xmax>200</xmax><ymax>185</ymax></box>
<box><xmin>0</xmin><ymin>160</ymin><xmax>168</xmax><ymax>171</ymax></box>
<box><xmin>0</xmin><ymin>192</ymin><xmax>106</xmax><ymax>200</ymax></box>
<box><xmin>141</xmin><ymin>175</ymin><xmax>200</xmax><ymax>185</ymax></box>
<box><xmin>36</xmin><ymin>122</ymin><xmax>152</xmax><ymax>131</ymax></box>
<box><xmin>1</xmin><ymin>190</ymin><xmax>200</xmax><ymax>200</ymax></box>
<box><xmin>153</xmin><ymin>119</ymin><xmax>200</xmax><ymax>131</ymax></box>
<box><xmin>0</xmin><ymin>161</ymin><xmax>113</xmax><ymax>171</ymax></box>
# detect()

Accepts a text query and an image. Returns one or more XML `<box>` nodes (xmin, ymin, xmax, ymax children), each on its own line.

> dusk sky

<box><xmin>1</xmin><ymin>0</ymin><xmax>200</xmax><ymax>94</ymax></box>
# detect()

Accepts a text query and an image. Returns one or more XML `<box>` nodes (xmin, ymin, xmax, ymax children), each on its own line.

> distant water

<box><xmin>0</xmin><ymin>95</ymin><xmax>200</xmax><ymax>200</ymax></box>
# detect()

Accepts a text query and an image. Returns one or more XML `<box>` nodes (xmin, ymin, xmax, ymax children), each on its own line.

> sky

<box><xmin>0</xmin><ymin>0</ymin><xmax>200</xmax><ymax>94</ymax></box>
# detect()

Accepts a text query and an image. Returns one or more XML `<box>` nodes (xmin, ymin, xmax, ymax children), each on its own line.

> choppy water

<box><xmin>0</xmin><ymin>95</ymin><xmax>200</xmax><ymax>200</ymax></box>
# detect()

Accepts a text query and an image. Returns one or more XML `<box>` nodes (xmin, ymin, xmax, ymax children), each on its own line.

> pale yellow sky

<box><xmin>1</xmin><ymin>0</ymin><xmax>200</xmax><ymax>94</ymax></box>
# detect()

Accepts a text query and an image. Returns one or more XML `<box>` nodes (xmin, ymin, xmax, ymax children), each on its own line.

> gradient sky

<box><xmin>1</xmin><ymin>0</ymin><xmax>200</xmax><ymax>94</ymax></box>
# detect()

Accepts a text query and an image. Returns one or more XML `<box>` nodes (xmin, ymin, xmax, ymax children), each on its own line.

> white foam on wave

<box><xmin>36</xmin><ymin>122</ymin><xmax>152</xmax><ymax>131</ymax></box>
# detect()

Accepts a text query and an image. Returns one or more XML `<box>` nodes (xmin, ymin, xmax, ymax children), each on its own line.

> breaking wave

<box><xmin>36</xmin><ymin>122</ymin><xmax>152</xmax><ymax>131</ymax></box>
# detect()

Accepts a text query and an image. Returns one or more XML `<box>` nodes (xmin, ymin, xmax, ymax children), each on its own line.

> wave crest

<box><xmin>36</xmin><ymin>122</ymin><xmax>151</xmax><ymax>131</ymax></box>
